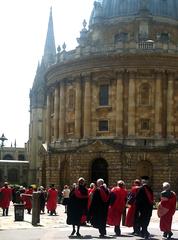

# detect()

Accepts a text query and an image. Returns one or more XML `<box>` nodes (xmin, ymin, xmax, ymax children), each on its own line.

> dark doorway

<box><xmin>91</xmin><ymin>158</ymin><xmax>108</xmax><ymax>184</ymax></box>
<box><xmin>136</xmin><ymin>160</ymin><xmax>153</xmax><ymax>186</ymax></box>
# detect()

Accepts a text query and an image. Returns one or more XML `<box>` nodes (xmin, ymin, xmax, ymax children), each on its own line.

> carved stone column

<box><xmin>167</xmin><ymin>72</ymin><xmax>174</xmax><ymax>137</ymax></box>
<box><xmin>59</xmin><ymin>81</ymin><xmax>65</xmax><ymax>139</ymax></box>
<box><xmin>128</xmin><ymin>71</ymin><xmax>136</xmax><ymax>136</ymax></box>
<box><xmin>46</xmin><ymin>94</ymin><xmax>51</xmax><ymax>143</ymax></box>
<box><xmin>155</xmin><ymin>71</ymin><xmax>162</xmax><ymax>137</ymax></box>
<box><xmin>83</xmin><ymin>74</ymin><xmax>91</xmax><ymax>138</ymax></box>
<box><xmin>75</xmin><ymin>77</ymin><xmax>82</xmax><ymax>138</ymax></box>
<box><xmin>116</xmin><ymin>72</ymin><xmax>124</xmax><ymax>136</ymax></box>
<box><xmin>54</xmin><ymin>86</ymin><xmax>59</xmax><ymax>141</ymax></box>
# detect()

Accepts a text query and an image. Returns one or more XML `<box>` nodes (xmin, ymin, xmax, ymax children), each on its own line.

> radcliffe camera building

<box><xmin>28</xmin><ymin>0</ymin><xmax>178</xmax><ymax>194</ymax></box>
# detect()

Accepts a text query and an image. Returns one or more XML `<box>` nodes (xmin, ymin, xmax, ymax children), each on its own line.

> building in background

<box><xmin>28</xmin><ymin>0</ymin><xmax>178</xmax><ymax>195</ymax></box>
<box><xmin>0</xmin><ymin>145</ymin><xmax>28</xmax><ymax>186</ymax></box>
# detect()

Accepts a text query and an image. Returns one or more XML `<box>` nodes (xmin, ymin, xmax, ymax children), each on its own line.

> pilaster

<box><xmin>54</xmin><ymin>86</ymin><xmax>59</xmax><ymax>141</ymax></box>
<box><xmin>128</xmin><ymin>71</ymin><xmax>136</xmax><ymax>137</ymax></box>
<box><xmin>46</xmin><ymin>93</ymin><xmax>51</xmax><ymax>143</ymax></box>
<box><xmin>155</xmin><ymin>71</ymin><xmax>162</xmax><ymax>137</ymax></box>
<box><xmin>116</xmin><ymin>71</ymin><xmax>124</xmax><ymax>137</ymax></box>
<box><xmin>59</xmin><ymin>81</ymin><xmax>65</xmax><ymax>139</ymax></box>
<box><xmin>75</xmin><ymin>76</ymin><xmax>82</xmax><ymax>138</ymax></box>
<box><xmin>167</xmin><ymin>72</ymin><xmax>174</xmax><ymax>137</ymax></box>
<box><xmin>83</xmin><ymin>74</ymin><xmax>91</xmax><ymax>138</ymax></box>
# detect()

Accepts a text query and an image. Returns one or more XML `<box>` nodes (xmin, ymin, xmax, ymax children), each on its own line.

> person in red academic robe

<box><xmin>86</xmin><ymin>182</ymin><xmax>96</xmax><ymax>223</ymax></box>
<box><xmin>88</xmin><ymin>182</ymin><xmax>96</xmax><ymax>210</ymax></box>
<box><xmin>107</xmin><ymin>180</ymin><xmax>128</xmax><ymax>236</ymax></box>
<box><xmin>46</xmin><ymin>184</ymin><xmax>58</xmax><ymax>215</ymax></box>
<box><xmin>0</xmin><ymin>182</ymin><xmax>12</xmax><ymax>216</ymax></box>
<box><xmin>23</xmin><ymin>186</ymin><xmax>33</xmax><ymax>214</ymax></box>
<box><xmin>125</xmin><ymin>179</ymin><xmax>141</xmax><ymax>234</ymax></box>
<box><xmin>158</xmin><ymin>182</ymin><xmax>177</xmax><ymax>239</ymax></box>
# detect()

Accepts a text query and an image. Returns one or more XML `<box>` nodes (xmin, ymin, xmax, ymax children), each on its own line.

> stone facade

<box><xmin>29</xmin><ymin>1</ymin><xmax>178</xmax><ymax>195</ymax></box>
<box><xmin>0</xmin><ymin>146</ymin><xmax>28</xmax><ymax>186</ymax></box>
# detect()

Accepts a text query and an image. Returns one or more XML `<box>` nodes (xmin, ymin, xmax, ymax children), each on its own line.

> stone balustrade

<box><xmin>56</xmin><ymin>40</ymin><xmax>178</xmax><ymax>63</ymax></box>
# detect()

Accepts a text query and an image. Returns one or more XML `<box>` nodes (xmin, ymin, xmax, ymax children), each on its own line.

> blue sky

<box><xmin>0</xmin><ymin>0</ymin><xmax>94</xmax><ymax>147</ymax></box>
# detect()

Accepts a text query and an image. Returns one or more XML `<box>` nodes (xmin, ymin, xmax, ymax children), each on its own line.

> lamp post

<box><xmin>0</xmin><ymin>133</ymin><xmax>8</xmax><ymax>148</ymax></box>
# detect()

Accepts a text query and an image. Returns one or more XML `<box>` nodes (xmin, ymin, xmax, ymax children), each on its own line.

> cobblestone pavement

<box><xmin>0</xmin><ymin>204</ymin><xmax>178</xmax><ymax>240</ymax></box>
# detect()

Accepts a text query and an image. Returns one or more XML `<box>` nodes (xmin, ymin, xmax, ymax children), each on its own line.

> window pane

<box><xmin>141</xmin><ymin>119</ymin><xmax>150</xmax><ymax>130</ymax></box>
<box><xmin>99</xmin><ymin>120</ymin><xmax>108</xmax><ymax>131</ymax></box>
<box><xmin>99</xmin><ymin>85</ymin><xmax>109</xmax><ymax>106</ymax></box>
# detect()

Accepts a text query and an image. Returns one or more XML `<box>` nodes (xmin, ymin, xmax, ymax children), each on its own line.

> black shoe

<box><xmin>115</xmin><ymin>232</ymin><xmax>121</xmax><ymax>236</ymax></box>
<box><xmin>70</xmin><ymin>230</ymin><xmax>76</xmax><ymax>236</ymax></box>
<box><xmin>140</xmin><ymin>231</ymin><xmax>150</xmax><ymax>239</ymax></box>
<box><xmin>133</xmin><ymin>231</ymin><xmax>140</xmax><ymax>236</ymax></box>
<box><xmin>144</xmin><ymin>232</ymin><xmax>151</xmax><ymax>239</ymax></box>
<box><xmin>163</xmin><ymin>232</ymin><xmax>167</xmax><ymax>238</ymax></box>
<box><xmin>167</xmin><ymin>232</ymin><xmax>173</xmax><ymax>239</ymax></box>
<box><xmin>114</xmin><ymin>226</ymin><xmax>121</xmax><ymax>236</ymax></box>
<box><xmin>76</xmin><ymin>232</ymin><xmax>82</xmax><ymax>238</ymax></box>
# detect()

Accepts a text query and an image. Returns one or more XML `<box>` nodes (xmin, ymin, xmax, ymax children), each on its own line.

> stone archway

<box><xmin>136</xmin><ymin>160</ymin><xmax>153</xmax><ymax>183</ymax></box>
<box><xmin>3</xmin><ymin>154</ymin><xmax>14</xmax><ymax>160</ymax></box>
<box><xmin>91</xmin><ymin>158</ymin><xmax>108</xmax><ymax>184</ymax></box>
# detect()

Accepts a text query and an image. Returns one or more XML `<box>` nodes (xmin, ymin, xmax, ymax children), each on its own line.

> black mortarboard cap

<box><xmin>141</xmin><ymin>176</ymin><xmax>150</xmax><ymax>180</ymax></box>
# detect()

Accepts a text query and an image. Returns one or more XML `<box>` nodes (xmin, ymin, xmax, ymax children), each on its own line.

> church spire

<box><xmin>43</xmin><ymin>6</ymin><xmax>56</xmax><ymax>67</ymax></box>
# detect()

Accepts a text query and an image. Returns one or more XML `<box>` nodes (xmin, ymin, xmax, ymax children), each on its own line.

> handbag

<box><xmin>157</xmin><ymin>202</ymin><xmax>169</xmax><ymax>218</ymax></box>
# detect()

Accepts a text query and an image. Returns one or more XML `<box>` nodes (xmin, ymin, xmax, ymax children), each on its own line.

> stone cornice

<box><xmin>45</xmin><ymin>54</ymin><xmax>178</xmax><ymax>87</ymax></box>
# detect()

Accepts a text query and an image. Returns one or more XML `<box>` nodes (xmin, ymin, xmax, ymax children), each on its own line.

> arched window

<box><xmin>139</xmin><ymin>83</ymin><xmax>151</xmax><ymax>105</ymax></box>
<box><xmin>18</xmin><ymin>154</ymin><xmax>25</xmax><ymax>161</ymax></box>
<box><xmin>3</xmin><ymin>154</ymin><xmax>14</xmax><ymax>160</ymax></box>
<box><xmin>114</xmin><ymin>32</ymin><xmax>128</xmax><ymax>43</ymax></box>
<box><xmin>157</xmin><ymin>32</ymin><xmax>170</xmax><ymax>43</ymax></box>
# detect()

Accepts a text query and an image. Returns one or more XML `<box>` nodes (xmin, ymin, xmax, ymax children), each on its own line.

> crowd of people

<box><xmin>65</xmin><ymin>176</ymin><xmax>177</xmax><ymax>240</ymax></box>
<box><xmin>0</xmin><ymin>182</ymin><xmax>58</xmax><ymax>216</ymax></box>
<box><xmin>0</xmin><ymin>177</ymin><xmax>177</xmax><ymax>239</ymax></box>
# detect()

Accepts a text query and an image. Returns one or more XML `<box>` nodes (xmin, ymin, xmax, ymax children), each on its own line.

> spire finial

<box><xmin>83</xmin><ymin>19</ymin><xmax>87</xmax><ymax>29</ymax></box>
<box><xmin>62</xmin><ymin>42</ymin><xmax>66</xmax><ymax>51</ymax></box>
<box><xmin>57</xmin><ymin>45</ymin><xmax>61</xmax><ymax>53</ymax></box>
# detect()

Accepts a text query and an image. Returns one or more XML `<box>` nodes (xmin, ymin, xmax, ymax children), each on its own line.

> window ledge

<box><xmin>97</xmin><ymin>130</ymin><xmax>109</xmax><ymax>133</ymax></box>
<box><xmin>96</xmin><ymin>105</ymin><xmax>112</xmax><ymax>110</ymax></box>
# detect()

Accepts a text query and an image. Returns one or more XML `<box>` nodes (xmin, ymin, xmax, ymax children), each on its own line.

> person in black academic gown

<box><xmin>134</xmin><ymin>176</ymin><xmax>154</xmax><ymax>239</ymax></box>
<box><xmin>89</xmin><ymin>178</ymin><xmax>110</xmax><ymax>237</ymax></box>
<box><xmin>67</xmin><ymin>177</ymin><xmax>88</xmax><ymax>237</ymax></box>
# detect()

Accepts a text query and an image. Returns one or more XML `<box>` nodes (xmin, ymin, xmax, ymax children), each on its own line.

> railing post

<box><xmin>32</xmin><ymin>192</ymin><xmax>40</xmax><ymax>226</ymax></box>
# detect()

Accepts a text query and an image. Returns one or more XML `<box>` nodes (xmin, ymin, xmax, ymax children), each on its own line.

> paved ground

<box><xmin>0</xmin><ymin>204</ymin><xmax>178</xmax><ymax>239</ymax></box>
